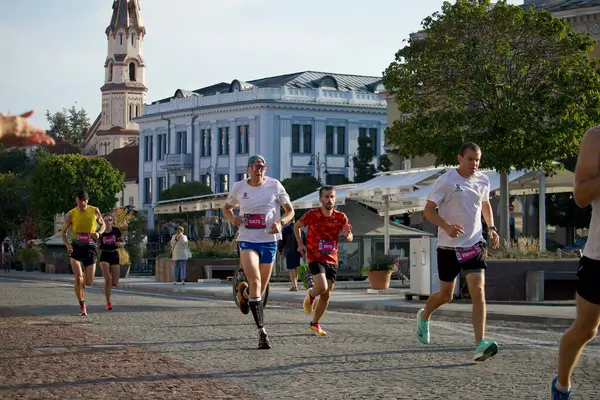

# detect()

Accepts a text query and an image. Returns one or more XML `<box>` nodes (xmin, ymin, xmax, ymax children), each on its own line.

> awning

<box><xmin>292</xmin><ymin>184</ymin><xmax>358</xmax><ymax>209</ymax></box>
<box><xmin>346</xmin><ymin>167</ymin><xmax>445</xmax><ymax>203</ymax></box>
<box><xmin>180</xmin><ymin>200</ymin><xmax>212</xmax><ymax>213</ymax></box>
<box><xmin>154</xmin><ymin>203</ymin><xmax>181</xmax><ymax>215</ymax></box>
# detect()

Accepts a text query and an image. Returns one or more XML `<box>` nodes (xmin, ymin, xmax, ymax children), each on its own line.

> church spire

<box><xmin>106</xmin><ymin>0</ymin><xmax>145</xmax><ymax>36</ymax></box>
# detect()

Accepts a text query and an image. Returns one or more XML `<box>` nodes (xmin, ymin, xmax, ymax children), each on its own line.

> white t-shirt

<box><xmin>226</xmin><ymin>177</ymin><xmax>291</xmax><ymax>243</ymax></box>
<box><xmin>584</xmin><ymin>199</ymin><xmax>600</xmax><ymax>260</ymax></box>
<box><xmin>427</xmin><ymin>169</ymin><xmax>490</xmax><ymax>248</ymax></box>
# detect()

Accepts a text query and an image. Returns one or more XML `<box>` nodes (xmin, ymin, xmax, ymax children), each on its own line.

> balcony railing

<box><xmin>164</xmin><ymin>153</ymin><xmax>193</xmax><ymax>170</ymax></box>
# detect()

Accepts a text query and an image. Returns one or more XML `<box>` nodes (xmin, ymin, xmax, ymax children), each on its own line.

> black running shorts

<box><xmin>577</xmin><ymin>256</ymin><xmax>600</xmax><ymax>305</ymax></box>
<box><xmin>308</xmin><ymin>262</ymin><xmax>338</xmax><ymax>283</ymax></box>
<box><xmin>99</xmin><ymin>249</ymin><xmax>119</xmax><ymax>266</ymax></box>
<box><xmin>437</xmin><ymin>243</ymin><xmax>487</xmax><ymax>283</ymax></box>
<box><xmin>70</xmin><ymin>243</ymin><xmax>97</xmax><ymax>267</ymax></box>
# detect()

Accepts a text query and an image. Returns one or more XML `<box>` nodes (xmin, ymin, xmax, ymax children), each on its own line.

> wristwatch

<box><xmin>489</xmin><ymin>226</ymin><xmax>497</xmax><ymax>232</ymax></box>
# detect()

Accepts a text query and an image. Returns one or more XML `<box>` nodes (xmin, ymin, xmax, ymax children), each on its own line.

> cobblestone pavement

<box><xmin>1</xmin><ymin>278</ymin><xmax>599</xmax><ymax>400</ymax></box>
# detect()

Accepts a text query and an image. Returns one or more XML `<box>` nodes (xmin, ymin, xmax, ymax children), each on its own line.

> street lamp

<box><xmin>206</xmin><ymin>165</ymin><xmax>216</xmax><ymax>191</ymax></box>
<box><xmin>307</xmin><ymin>153</ymin><xmax>328</xmax><ymax>180</ymax></box>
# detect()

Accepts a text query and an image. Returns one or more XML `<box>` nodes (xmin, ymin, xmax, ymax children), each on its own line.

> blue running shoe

<box><xmin>551</xmin><ymin>376</ymin><xmax>571</xmax><ymax>399</ymax></box>
<box><xmin>474</xmin><ymin>339</ymin><xmax>498</xmax><ymax>361</ymax></box>
<box><xmin>416</xmin><ymin>308</ymin><xmax>430</xmax><ymax>344</ymax></box>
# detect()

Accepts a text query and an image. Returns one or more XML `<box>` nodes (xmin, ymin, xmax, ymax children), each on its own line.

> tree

<box><xmin>45</xmin><ymin>105</ymin><xmax>90</xmax><ymax>146</ymax></box>
<box><xmin>0</xmin><ymin>173</ymin><xmax>29</xmax><ymax>236</ymax></box>
<box><xmin>378</xmin><ymin>154</ymin><xmax>393</xmax><ymax>173</ymax></box>
<box><xmin>383</xmin><ymin>0</ymin><xmax>600</xmax><ymax>240</ymax></box>
<box><xmin>353</xmin><ymin>136</ymin><xmax>377</xmax><ymax>183</ymax></box>
<box><xmin>281</xmin><ymin>175</ymin><xmax>322</xmax><ymax>201</ymax></box>
<box><xmin>31</xmin><ymin>154</ymin><xmax>125</xmax><ymax>217</ymax></box>
<box><xmin>0</xmin><ymin>145</ymin><xmax>32</xmax><ymax>175</ymax></box>
<box><xmin>159</xmin><ymin>181</ymin><xmax>212</xmax><ymax>201</ymax></box>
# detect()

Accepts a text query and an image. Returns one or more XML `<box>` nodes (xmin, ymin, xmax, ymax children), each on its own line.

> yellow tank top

<box><xmin>69</xmin><ymin>206</ymin><xmax>97</xmax><ymax>233</ymax></box>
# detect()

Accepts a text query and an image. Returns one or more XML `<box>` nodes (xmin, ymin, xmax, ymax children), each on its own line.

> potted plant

<box><xmin>19</xmin><ymin>246</ymin><xmax>40</xmax><ymax>272</ymax></box>
<box><xmin>361</xmin><ymin>254</ymin><xmax>396</xmax><ymax>290</ymax></box>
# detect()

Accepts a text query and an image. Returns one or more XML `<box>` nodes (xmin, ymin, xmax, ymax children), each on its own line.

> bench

<box><xmin>526</xmin><ymin>270</ymin><xmax>578</xmax><ymax>302</ymax></box>
<box><xmin>203</xmin><ymin>265</ymin><xmax>237</xmax><ymax>280</ymax></box>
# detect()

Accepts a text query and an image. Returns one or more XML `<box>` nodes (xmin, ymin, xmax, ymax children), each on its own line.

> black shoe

<box><xmin>257</xmin><ymin>329</ymin><xmax>271</xmax><ymax>349</ymax></box>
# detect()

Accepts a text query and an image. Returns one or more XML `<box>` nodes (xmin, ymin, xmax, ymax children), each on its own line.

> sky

<box><xmin>0</xmin><ymin>0</ymin><xmax>523</xmax><ymax>130</ymax></box>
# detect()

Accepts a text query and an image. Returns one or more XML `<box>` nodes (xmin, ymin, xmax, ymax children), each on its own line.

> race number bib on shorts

<box><xmin>76</xmin><ymin>233</ymin><xmax>91</xmax><ymax>242</ymax></box>
<box><xmin>455</xmin><ymin>243</ymin><xmax>483</xmax><ymax>263</ymax></box>
<box><xmin>103</xmin><ymin>235</ymin><xmax>116</xmax><ymax>245</ymax></box>
<box><xmin>318</xmin><ymin>240</ymin><xmax>336</xmax><ymax>254</ymax></box>
<box><xmin>244</xmin><ymin>214</ymin><xmax>266</xmax><ymax>229</ymax></box>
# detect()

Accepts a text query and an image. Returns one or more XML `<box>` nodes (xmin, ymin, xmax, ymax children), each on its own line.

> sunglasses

<box><xmin>251</xmin><ymin>164</ymin><xmax>266</xmax><ymax>171</ymax></box>
<box><xmin>104</xmin><ymin>217</ymin><xmax>113</xmax><ymax>222</ymax></box>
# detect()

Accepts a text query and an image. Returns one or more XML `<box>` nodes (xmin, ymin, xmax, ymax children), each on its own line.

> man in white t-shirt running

<box><xmin>223</xmin><ymin>154</ymin><xmax>294</xmax><ymax>349</ymax></box>
<box><xmin>416</xmin><ymin>142</ymin><xmax>500</xmax><ymax>362</ymax></box>
<box><xmin>551</xmin><ymin>128</ymin><xmax>600</xmax><ymax>399</ymax></box>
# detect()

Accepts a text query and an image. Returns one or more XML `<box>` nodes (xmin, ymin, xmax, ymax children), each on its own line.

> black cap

<box><xmin>76</xmin><ymin>190</ymin><xmax>89</xmax><ymax>200</ymax></box>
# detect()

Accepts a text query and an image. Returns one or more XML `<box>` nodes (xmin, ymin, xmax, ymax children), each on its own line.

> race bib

<box><xmin>103</xmin><ymin>235</ymin><xmax>116</xmax><ymax>246</ymax></box>
<box><xmin>318</xmin><ymin>240</ymin><xmax>336</xmax><ymax>254</ymax></box>
<box><xmin>244</xmin><ymin>214</ymin><xmax>266</xmax><ymax>229</ymax></box>
<box><xmin>455</xmin><ymin>243</ymin><xmax>483</xmax><ymax>263</ymax></box>
<box><xmin>76</xmin><ymin>233</ymin><xmax>91</xmax><ymax>242</ymax></box>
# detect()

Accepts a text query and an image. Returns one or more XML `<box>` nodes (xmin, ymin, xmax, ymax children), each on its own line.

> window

<box><xmin>237</xmin><ymin>173</ymin><xmax>248</xmax><ymax>181</ymax></box>
<box><xmin>326</xmin><ymin>174</ymin><xmax>347</xmax><ymax>185</ymax></box>
<box><xmin>292</xmin><ymin>173</ymin><xmax>311</xmax><ymax>178</ymax></box>
<box><xmin>108</xmin><ymin>63</ymin><xmax>113</xmax><ymax>82</ymax></box>
<box><xmin>200</xmin><ymin>129</ymin><xmax>211</xmax><ymax>157</ymax></box>
<box><xmin>359</xmin><ymin>127</ymin><xmax>378</xmax><ymax>155</ymax></box>
<box><xmin>218</xmin><ymin>127</ymin><xmax>230</xmax><ymax>155</ymax></box>
<box><xmin>336</xmin><ymin>127</ymin><xmax>345</xmax><ymax>155</ymax></box>
<box><xmin>119</xmin><ymin>33</ymin><xmax>123</xmax><ymax>46</ymax></box>
<box><xmin>176</xmin><ymin>175</ymin><xmax>186</xmax><ymax>184</ymax></box>
<box><xmin>303</xmin><ymin>125</ymin><xmax>312</xmax><ymax>153</ymax></box>
<box><xmin>157</xmin><ymin>177</ymin><xmax>166</xmax><ymax>200</ymax></box>
<box><xmin>237</xmin><ymin>125</ymin><xmax>249</xmax><ymax>154</ymax></box>
<box><xmin>176</xmin><ymin>131</ymin><xmax>187</xmax><ymax>154</ymax></box>
<box><xmin>203</xmin><ymin>174</ymin><xmax>211</xmax><ymax>188</ymax></box>
<box><xmin>292</xmin><ymin>124</ymin><xmax>300</xmax><ymax>153</ymax></box>
<box><xmin>144</xmin><ymin>178</ymin><xmax>152</xmax><ymax>204</ymax></box>
<box><xmin>129</xmin><ymin>63</ymin><xmax>136</xmax><ymax>81</ymax></box>
<box><xmin>219</xmin><ymin>174</ymin><xmax>229</xmax><ymax>193</ymax></box>
<box><xmin>131</xmin><ymin>34</ymin><xmax>135</xmax><ymax>46</ymax></box>
<box><xmin>292</xmin><ymin>124</ymin><xmax>312</xmax><ymax>153</ymax></box>
<box><xmin>144</xmin><ymin>136</ymin><xmax>153</xmax><ymax>161</ymax></box>
<box><xmin>326</xmin><ymin>126</ymin><xmax>334</xmax><ymax>155</ymax></box>
<box><xmin>157</xmin><ymin>134</ymin><xmax>166</xmax><ymax>161</ymax></box>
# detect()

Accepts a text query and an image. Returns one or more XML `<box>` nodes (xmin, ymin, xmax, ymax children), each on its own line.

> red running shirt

<box><xmin>300</xmin><ymin>208</ymin><xmax>350</xmax><ymax>265</ymax></box>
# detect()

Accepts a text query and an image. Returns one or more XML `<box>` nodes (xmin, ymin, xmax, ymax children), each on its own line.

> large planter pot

<box><xmin>23</xmin><ymin>262</ymin><xmax>36</xmax><ymax>272</ymax></box>
<box><xmin>368</xmin><ymin>270</ymin><xmax>393</xmax><ymax>290</ymax></box>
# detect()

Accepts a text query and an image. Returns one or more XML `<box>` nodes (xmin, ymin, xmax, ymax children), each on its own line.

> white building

<box><xmin>136</xmin><ymin>71</ymin><xmax>388</xmax><ymax>227</ymax></box>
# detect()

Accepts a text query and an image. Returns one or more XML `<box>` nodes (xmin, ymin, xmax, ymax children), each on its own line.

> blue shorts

<box><xmin>239</xmin><ymin>241</ymin><xmax>277</xmax><ymax>264</ymax></box>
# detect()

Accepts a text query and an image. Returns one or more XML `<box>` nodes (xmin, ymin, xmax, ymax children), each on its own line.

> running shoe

<box><xmin>106</xmin><ymin>302</ymin><xmax>113</xmax><ymax>311</ymax></box>
<box><xmin>416</xmin><ymin>308</ymin><xmax>430</xmax><ymax>344</ymax></box>
<box><xmin>303</xmin><ymin>290</ymin><xmax>316</xmax><ymax>314</ymax></box>
<box><xmin>79</xmin><ymin>304</ymin><xmax>87</xmax><ymax>316</ymax></box>
<box><xmin>237</xmin><ymin>281</ymin><xmax>250</xmax><ymax>314</ymax></box>
<box><xmin>310</xmin><ymin>321</ymin><xmax>327</xmax><ymax>336</ymax></box>
<box><xmin>551</xmin><ymin>376</ymin><xmax>571</xmax><ymax>399</ymax></box>
<box><xmin>257</xmin><ymin>329</ymin><xmax>271</xmax><ymax>349</ymax></box>
<box><xmin>473</xmin><ymin>339</ymin><xmax>499</xmax><ymax>361</ymax></box>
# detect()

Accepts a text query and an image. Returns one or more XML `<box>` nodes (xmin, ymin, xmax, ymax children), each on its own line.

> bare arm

<box><xmin>423</xmin><ymin>201</ymin><xmax>451</xmax><ymax>232</ymax></box>
<box><xmin>481</xmin><ymin>201</ymin><xmax>495</xmax><ymax>228</ymax></box>
<box><xmin>222</xmin><ymin>203</ymin><xmax>237</xmax><ymax>225</ymax></box>
<box><xmin>95</xmin><ymin>208</ymin><xmax>106</xmax><ymax>235</ymax></box>
<box><xmin>574</xmin><ymin>128</ymin><xmax>600</xmax><ymax>208</ymax></box>
<box><xmin>280</xmin><ymin>203</ymin><xmax>295</xmax><ymax>226</ymax></box>
<box><xmin>61</xmin><ymin>213</ymin><xmax>73</xmax><ymax>250</ymax></box>
<box><xmin>293</xmin><ymin>219</ymin><xmax>305</xmax><ymax>247</ymax></box>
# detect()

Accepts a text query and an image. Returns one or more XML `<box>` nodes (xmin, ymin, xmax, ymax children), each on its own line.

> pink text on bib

<box><xmin>319</xmin><ymin>240</ymin><xmax>336</xmax><ymax>254</ymax></box>
<box><xmin>455</xmin><ymin>243</ymin><xmax>483</xmax><ymax>263</ymax></box>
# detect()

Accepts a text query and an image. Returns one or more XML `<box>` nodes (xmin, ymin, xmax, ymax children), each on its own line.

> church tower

<box><xmin>87</xmin><ymin>0</ymin><xmax>147</xmax><ymax>155</ymax></box>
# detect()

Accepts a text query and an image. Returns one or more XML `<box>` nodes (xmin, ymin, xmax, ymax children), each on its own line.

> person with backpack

<box><xmin>2</xmin><ymin>238</ymin><xmax>14</xmax><ymax>273</ymax></box>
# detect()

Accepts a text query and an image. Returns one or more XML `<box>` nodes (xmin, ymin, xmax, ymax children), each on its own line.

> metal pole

<box><xmin>384</xmin><ymin>195</ymin><xmax>390</xmax><ymax>254</ymax></box>
<box><xmin>539</xmin><ymin>171</ymin><xmax>547</xmax><ymax>252</ymax></box>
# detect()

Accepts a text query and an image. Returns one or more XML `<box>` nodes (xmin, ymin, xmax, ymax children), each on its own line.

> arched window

<box><xmin>129</xmin><ymin>62</ymin><xmax>136</xmax><ymax>81</ymax></box>
<box><xmin>320</xmin><ymin>76</ymin><xmax>338</xmax><ymax>90</ymax></box>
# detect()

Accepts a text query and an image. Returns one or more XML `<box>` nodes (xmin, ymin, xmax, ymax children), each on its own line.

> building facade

<box><xmin>136</xmin><ymin>71</ymin><xmax>388</xmax><ymax>226</ymax></box>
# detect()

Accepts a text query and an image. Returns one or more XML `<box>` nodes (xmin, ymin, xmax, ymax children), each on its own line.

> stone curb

<box><xmin>0</xmin><ymin>273</ymin><xmax>575</xmax><ymax>326</ymax></box>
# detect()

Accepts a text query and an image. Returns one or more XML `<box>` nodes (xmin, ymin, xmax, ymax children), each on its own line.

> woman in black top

<box><xmin>98</xmin><ymin>214</ymin><xmax>125</xmax><ymax>310</ymax></box>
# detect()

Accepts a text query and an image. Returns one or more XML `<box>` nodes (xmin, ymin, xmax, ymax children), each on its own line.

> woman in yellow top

<box><xmin>61</xmin><ymin>190</ymin><xmax>106</xmax><ymax>316</ymax></box>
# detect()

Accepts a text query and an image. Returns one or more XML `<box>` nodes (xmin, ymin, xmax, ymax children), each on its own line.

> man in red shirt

<box><xmin>294</xmin><ymin>185</ymin><xmax>352</xmax><ymax>336</ymax></box>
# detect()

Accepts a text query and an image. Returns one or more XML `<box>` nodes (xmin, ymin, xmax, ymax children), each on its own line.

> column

<box><xmin>192</xmin><ymin>119</ymin><xmax>201</xmax><ymax>182</ymax></box>
<box><xmin>314</xmin><ymin>118</ymin><xmax>326</xmax><ymax>180</ymax></box>
<box><xmin>279</xmin><ymin>117</ymin><xmax>291</xmax><ymax>180</ymax></box>
<box><xmin>209</xmin><ymin>120</ymin><xmax>218</xmax><ymax>192</ymax></box>
<box><xmin>347</xmin><ymin>120</ymin><xmax>359</xmax><ymax>182</ymax></box>
<box><xmin>229</xmin><ymin>119</ymin><xmax>237</xmax><ymax>188</ymax></box>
